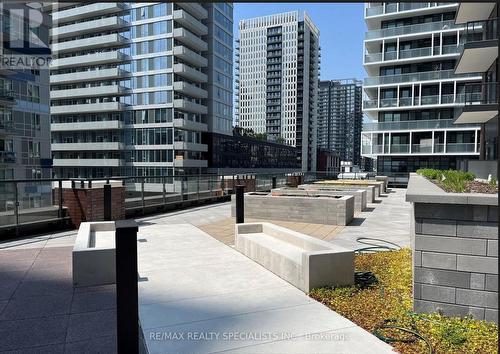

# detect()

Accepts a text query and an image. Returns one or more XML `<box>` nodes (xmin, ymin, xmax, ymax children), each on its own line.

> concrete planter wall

<box><xmin>406</xmin><ymin>173</ymin><xmax>498</xmax><ymax>323</ymax></box>
<box><xmin>235</xmin><ymin>222</ymin><xmax>354</xmax><ymax>292</ymax></box>
<box><xmin>72</xmin><ymin>221</ymin><xmax>116</xmax><ymax>287</ymax></box>
<box><xmin>231</xmin><ymin>192</ymin><xmax>354</xmax><ymax>226</ymax></box>
<box><xmin>312</xmin><ymin>180</ymin><xmax>384</xmax><ymax>199</ymax></box>
<box><xmin>271</xmin><ymin>187</ymin><xmax>367</xmax><ymax>212</ymax></box>
<box><xmin>299</xmin><ymin>184</ymin><xmax>377</xmax><ymax>203</ymax></box>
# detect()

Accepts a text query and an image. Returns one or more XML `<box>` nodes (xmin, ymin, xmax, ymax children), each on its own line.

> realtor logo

<box><xmin>0</xmin><ymin>2</ymin><xmax>52</xmax><ymax>69</ymax></box>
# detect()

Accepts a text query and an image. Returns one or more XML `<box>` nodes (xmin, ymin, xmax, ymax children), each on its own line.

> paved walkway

<box><xmin>137</xmin><ymin>224</ymin><xmax>393</xmax><ymax>354</ymax></box>
<box><xmin>329</xmin><ymin>188</ymin><xmax>411</xmax><ymax>251</ymax></box>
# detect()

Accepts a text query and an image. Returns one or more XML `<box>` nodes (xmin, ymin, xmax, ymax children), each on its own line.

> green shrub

<box><xmin>416</xmin><ymin>169</ymin><xmax>476</xmax><ymax>193</ymax></box>
<box><xmin>490</xmin><ymin>177</ymin><xmax>497</xmax><ymax>187</ymax></box>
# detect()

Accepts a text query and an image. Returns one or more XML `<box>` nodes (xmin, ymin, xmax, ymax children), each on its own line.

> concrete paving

<box><xmin>137</xmin><ymin>224</ymin><xmax>394</xmax><ymax>354</ymax></box>
<box><xmin>328</xmin><ymin>188</ymin><xmax>411</xmax><ymax>251</ymax></box>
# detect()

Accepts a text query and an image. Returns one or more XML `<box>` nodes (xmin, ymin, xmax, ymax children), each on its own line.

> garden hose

<box><xmin>351</xmin><ymin>238</ymin><xmax>433</xmax><ymax>353</ymax></box>
<box><xmin>373</xmin><ymin>319</ymin><xmax>433</xmax><ymax>354</ymax></box>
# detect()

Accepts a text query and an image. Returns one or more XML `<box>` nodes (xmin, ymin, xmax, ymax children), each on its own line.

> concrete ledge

<box><xmin>72</xmin><ymin>221</ymin><xmax>116</xmax><ymax>287</ymax></box>
<box><xmin>271</xmin><ymin>187</ymin><xmax>367</xmax><ymax>212</ymax></box>
<box><xmin>235</xmin><ymin>222</ymin><xmax>354</xmax><ymax>292</ymax></box>
<box><xmin>406</xmin><ymin>173</ymin><xmax>498</xmax><ymax>206</ymax></box>
<box><xmin>375</xmin><ymin>176</ymin><xmax>389</xmax><ymax>193</ymax></box>
<box><xmin>312</xmin><ymin>180</ymin><xmax>383</xmax><ymax>199</ymax></box>
<box><xmin>231</xmin><ymin>192</ymin><xmax>354</xmax><ymax>226</ymax></box>
<box><xmin>299</xmin><ymin>184</ymin><xmax>377</xmax><ymax>203</ymax></box>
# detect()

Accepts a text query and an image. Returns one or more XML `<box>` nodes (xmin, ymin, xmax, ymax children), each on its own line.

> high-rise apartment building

<box><xmin>236</xmin><ymin>11</ymin><xmax>320</xmax><ymax>171</ymax></box>
<box><xmin>48</xmin><ymin>2</ymin><xmax>232</xmax><ymax>180</ymax></box>
<box><xmin>1</xmin><ymin>3</ymin><xmax>52</xmax><ymax>210</ymax></box>
<box><xmin>361</xmin><ymin>2</ymin><xmax>484</xmax><ymax>184</ymax></box>
<box><xmin>317</xmin><ymin>79</ymin><xmax>363</xmax><ymax>166</ymax></box>
<box><xmin>453</xmin><ymin>3</ymin><xmax>498</xmax><ymax>178</ymax></box>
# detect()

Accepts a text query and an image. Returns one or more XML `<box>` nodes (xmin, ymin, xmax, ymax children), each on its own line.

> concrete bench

<box><xmin>231</xmin><ymin>192</ymin><xmax>354</xmax><ymax>226</ymax></box>
<box><xmin>299</xmin><ymin>184</ymin><xmax>377</xmax><ymax>203</ymax></box>
<box><xmin>72</xmin><ymin>221</ymin><xmax>116</xmax><ymax>287</ymax></box>
<box><xmin>375</xmin><ymin>176</ymin><xmax>389</xmax><ymax>193</ymax></box>
<box><xmin>271</xmin><ymin>187</ymin><xmax>367</xmax><ymax>212</ymax></box>
<box><xmin>235</xmin><ymin>222</ymin><xmax>354</xmax><ymax>292</ymax></box>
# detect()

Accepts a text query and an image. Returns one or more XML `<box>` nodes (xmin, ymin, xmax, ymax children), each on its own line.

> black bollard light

<box><xmin>235</xmin><ymin>185</ymin><xmax>245</xmax><ymax>224</ymax></box>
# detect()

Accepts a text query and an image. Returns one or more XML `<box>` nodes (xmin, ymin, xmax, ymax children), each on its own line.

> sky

<box><xmin>233</xmin><ymin>2</ymin><xmax>368</xmax><ymax>81</ymax></box>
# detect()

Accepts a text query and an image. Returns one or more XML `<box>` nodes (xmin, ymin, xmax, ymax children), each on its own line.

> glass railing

<box><xmin>441</xmin><ymin>44</ymin><xmax>463</xmax><ymax>54</ymax></box>
<box><xmin>465</xmin><ymin>82</ymin><xmax>498</xmax><ymax>106</ymax></box>
<box><xmin>363</xmin><ymin>99</ymin><xmax>378</xmax><ymax>109</ymax></box>
<box><xmin>0</xmin><ymin>88</ymin><xmax>15</xmax><ymax>101</ymax></box>
<box><xmin>364</xmin><ymin>70</ymin><xmax>481</xmax><ymax>86</ymax></box>
<box><xmin>365</xmin><ymin>3</ymin><xmax>452</xmax><ymax>18</ymax></box>
<box><xmin>399</xmin><ymin>46</ymin><xmax>432</xmax><ymax>59</ymax></box>
<box><xmin>399</xmin><ymin>97</ymin><xmax>413</xmax><ymax>106</ymax></box>
<box><xmin>412</xmin><ymin>144</ymin><xmax>433</xmax><ymax>153</ymax></box>
<box><xmin>446</xmin><ymin>143</ymin><xmax>477</xmax><ymax>153</ymax></box>
<box><xmin>420</xmin><ymin>95</ymin><xmax>440</xmax><ymax>105</ymax></box>
<box><xmin>390</xmin><ymin>144</ymin><xmax>410</xmax><ymax>153</ymax></box>
<box><xmin>465</xmin><ymin>18</ymin><xmax>498</xmax><ymax>43</ymax></box>
<box><xmin>364</xmin><ymin>52</ymin><xmax>383</xmax><ymax>63</ymax></box>
<box><xmin>379</xmin><ymin>98</ymin><xmax>398</xmax><ymax>108</ymax></box>
<box><xmin>366</xmin><ymin>20</ymin><xmax>459</xmax><ymax>40</ymax></box>
<box><xmin>384</xmin><ymin>51</ymin><xmax>398</xmax><ymax>60</ymax></box>
<box><xmin>434</xmin><ymin>144</ymin><xmax>445</xmax><ymax>153</ymax></box>
<box><xmin>0</xmin><ymin>151</ymin><xmax>16</xmax><ymax>163</ymax></box>
<box><xmin>362</xmin><ymin>119</ymin><xmax>478</xmax><ymax>132</ymax></box>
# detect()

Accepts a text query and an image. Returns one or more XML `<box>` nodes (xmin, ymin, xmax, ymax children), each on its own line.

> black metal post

<box><xmin>272</xmin><ymin>176</ymin><xmax>277</xmax><ymax>189</ymax></box>
<box><xmin>14</xmin><ymin>182</ymin><xmax>19</xmax><ymax>236</ymax></box>
<box><xmin>235</xmin><ymin>185</ymin><xmax>244</xmax><ymax>224</ymax></box>
<box><xmin>141</xmin><ymin>178</ymin><xmax>145</xmax><ymax>214</ymax></box>
<box><xmin>115</xmin><ymin>220</ymin><xmax>139</xmax><ymax>354</ymax></box>
<box><xmin>58</xmin><ymin>180</ymin><xmax>63</xmax><ymax>219</ymax></box>
<box><xmin>103</xmin><ymin>184</ymin><xmax>112</xmax><ymax>221</ymax></box>
<box><xmin>162</xmin><ymin>176</ymin><xmax>166</xmax><ymax>206</ymax></box>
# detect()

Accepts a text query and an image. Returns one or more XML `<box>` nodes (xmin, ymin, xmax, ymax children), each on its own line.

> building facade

<box><xmin>361</xmin><ymin>2</ymin><xmax>484</xmax><ymax>183</ymax></box>
<box><xmin>236</xmin><ymin>11</ymin><xmax>320</xmax><ymax>172</ymax></box>
<box><xmin>47</xmin><ymin>2</ymin><xmax>232</xmax><ymax>182</ymax></box>
<box><xmin>453</xmin><ymin>3</ymin><xmax>498</xmax><ymax>179</ymax></box>
<box><xmin>1</xmin><ymin>3</ymin><xmax>52</xmax><ymax>210</ymax></box>
<box><xmin>317</xmin><ymin>79</ymin><xmax>363</xmax><ymax>166</ymax></box>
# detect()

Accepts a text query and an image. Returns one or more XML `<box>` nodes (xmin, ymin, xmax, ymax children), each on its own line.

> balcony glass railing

<box><xmin>411</xmin><ymin>144</ymin><xmax>433</xmax><ymax>153</ymax></box>
<box><xmin>364</xmin><ymin>70</ymin><xmax>481</xmax><ymax>86</ymax></box>
<box><xmin>399</xmin><ymin>46</ymin><xmax>432</xmax><ymax>59</ymax></box>
<box><xmin>365</xmin><ymin>20</ymin><xmax>459</xmax><ymax>40</ymax></box>
<box><xmin>420</xmin><ymin>95</ymin><xmax>440</xmax><ymax>105</ymax></box>
<box><xmin>465</xmin><ymin>18</ymin><xmax>498</xmax><ymax>43</ymax></box>
<box><xmin>379</xmin><ymin>98</ymin><xmax>398</xmax><ymax>107</ymax></box>
<box><xmin>464</xmin><ymin>82</ymin><xmax>498</xmax><ymax>106</ymax></box>
<box><xmin>365</xmin><ymin>3</ymin><xmax>452</xmax><ymax>18</ymax></box>
<box><xmin>0</xmin><ymin>151</ymin><xmax>16</xmax><ymax>163</ymax></box>
<box><xmin>362</xmin><ymin>119</ymin><xmax>478</xmax><ymax>132</ymax></box>
<box><xmin>0</xmin><ymin>88</ymin><xmax>15</xmax><ymax>102</ymax></box>
<box><xmin>446</xmin><ymin>143</ymin><xmax>477</xmax><ymax>153</ymax></box>
<box><xmin>390</xmin><ymin>144</ymin><xmax>410</xmax><ymax>153</ymax></box>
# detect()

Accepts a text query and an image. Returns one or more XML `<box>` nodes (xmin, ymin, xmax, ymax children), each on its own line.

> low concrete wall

<box><xmin>271</xmin><ymin>187</ymin><xmax>367</xmax><ymax>212</ymax></box>
<box><xmin>299</xmin><ymin>184</ymin><xmax>376</xmax><ymax>203</ymax></box>
<box><xmin>312</xmin><ymin>180</ymin><xmax>383</xmax><ymax>199</ymax></box>
<box><xmin>406</xmin><ymin>173</ymin><xmax>498</xmax><ymax>323</ymax></box>
<box><xmin>375</xmin><ymin>176</ymin><xmax>389</xmax><ymax>193</ymax></box>
<box><xmin>231</xmin><ymin>192</ymin><xmax>354</xmax><ymax>226</ymax></box>
<box><xmin>235</xmin><ymin>222</ymin><xmax>354</xmax><ymax>292</ymax></box>
<box><xmin>72</xmin><ymin>221</ymin><xmax>116</xmax><ymax>287</ymax></box>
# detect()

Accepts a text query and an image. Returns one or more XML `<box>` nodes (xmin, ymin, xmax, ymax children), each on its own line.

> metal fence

<box><xmin>0</xmin><ymin>171</ymin><xmax>346</xmax><ymax>237</ymax></box>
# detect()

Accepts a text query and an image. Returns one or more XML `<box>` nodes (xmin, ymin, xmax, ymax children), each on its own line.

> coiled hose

<box><xmin>353</xmin><ymin>237</ymin><xmax>433</xmax><ymax>354</ymax></box>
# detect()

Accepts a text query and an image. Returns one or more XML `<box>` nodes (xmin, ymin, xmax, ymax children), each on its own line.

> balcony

<box><xmin>173</xmin><ymin>81</ymin><xmax>207</xmax><ymax>99</ymax></box>
<box><xmin>50</xmin><ymin>68</ymin><xmax>129</xmax><ymax>84</ymax></box>
<box><xmin>173</xmin><ymin>158</ymin><xmax>207</xmax><ymax>168</ymax></box>
<box><xmin>173</xmin><ymin>28</ymin><xmax>208</xmax><ymax>52</ymax></box>
<box><xmin>364</xmin><ymin>45</ymin><xmax>461</xmax><ymax>64</ymax></box>
<box><xmin>455</xmin><ymin>82</ymin><xmax>499</xmax><ymax>124</ymax></box>
<box><xmin>364</xmin><ymin>70</ymin><xmax>481</xmax><ymax>86</ymax></box>
<box><xmin>50</xmin><ymin>85</ymin><xmax>130</xmax><ymax>99</ymax></box>
<box><xmin>173</xmin><ymin>118</ymin><xmax>207</xmax><ymax>132</ymax></box>
<box><xmin>173</xmin><ymin>45</ymin><xmax>208</xmax><ymax>67</ymax></box>
<box><xmin>50</xmin><ymin>16</ymin><xmax>128</xmax><ymax>38</ymax></box>
<box><xmin>176</xmin><ymin>3</ymin><xmax>208</xmax><ymax>20</ymax></box>
<box><xmin>364</xmin><ymin>94</ymin><xmax>466</xmax><ymax>111</ymax></box>
<box><xmin>51</xmin><ymin>51</ymin><xmax>130</xmax><ymax>69</ymax></box>
<box><xmin>361</xmin><ymin>142</ymin><xmax>479</xmax><ymax>156</ymax></box>
<box><xmin>455</xmin><ymin>19</ymin><xmax>498</xmax><ymax>74</ymax></box>
<box><xmin>173</xmin><ymin>99</ymin><xmax>207</xmax><ymax>115</ymax></box>
<box><xmin>52</xmin><ymin>34</ymin><xmax>129</xmax><ymax>54</ymax></box>
<box><xmin>365</xmin><ymin>3</ymin><xmax>454</xmax><ymax>18</ymax></box>
<box><xmin>173</xmin><ymin>141</ymin><xmax>208</xmax><ymax>152</ymax></box>
<box><xmin>51</xmin><ymin>102</ymin><xmax>127</xmax><ymax>115</ymax></box>
<box><xmin>51</xmin><ymin>142</ymin><xmax>124</xmax><ymax>151</ymax></box>
<box><xmin>0</xmin><ymin>88</ymin><xmax>15</xmax><ymax>106</ymax></box>
<box><xmin>0</xmin><ymin>151</ymin><xmax>16</xmax><ymax>164</ymax></box>
<box><xmin>173</xmin><ymin>63</ymin><xmax>207</xmax><ymax>83</ymax></box>
<box><xmin>365</xmin><ymin>20</ymin><xmax>459</xmax><ymax>40</ymax></box>
<box><xmin>52</xmin><ymin>3</ymin><xmax>127</xmax><ymax>23</ymax></box>
<box><xmin>53</xmin><ymin>158</ymin><xmax>124</xmax><ymax>167</ymax></box>
<box><xmin>51</xmin><ymin>120</ymin><xmax>124</xmax><ymax>131</ymax></box>
<box><xmin>173</xmin><ymin>10</ymin><xmax>208</xmax><ymax>36</ymax></box>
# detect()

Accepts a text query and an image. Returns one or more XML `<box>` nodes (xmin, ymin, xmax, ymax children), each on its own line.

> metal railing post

<box><xmin>58</xmin><ymin>180</ymin><xmax>63</xmax><ymax>219</ymax></box>
<box><xmin>141</xmin><ymin>178</ymin><xmax>145</xmax><ymax>214</ymax></box>
<box><xmin>103</xmin><ymin>183</ymin><xmax>112</xmax><ymax>221</ymax></box>
<box><xmin>272</xmin><ymin>176</ymin><xmax>277</xmax><ymax>189</ymax></box>
<box><xmin>162</xmin><ymin>176</ymin><xmax>166</xmax><ymax>206</ymax></box>
<box><xmin>197</xmin><ymin>175</ymin><xmax>200</xmax><ymax>201</ymax></box>
<box><xmin>14</xmin><ymin>182</ymin><xmax>19</xmax><ymax>236</ymax></box>
<box><xmin>115</xmin><ymin>220</ymin><xmax>139</xmax><ymax>354</ymax></box>
<box><xmin>235</xmin><ymin>185</ymin><xmax>245</xmax><ymax>224</ymax></box>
